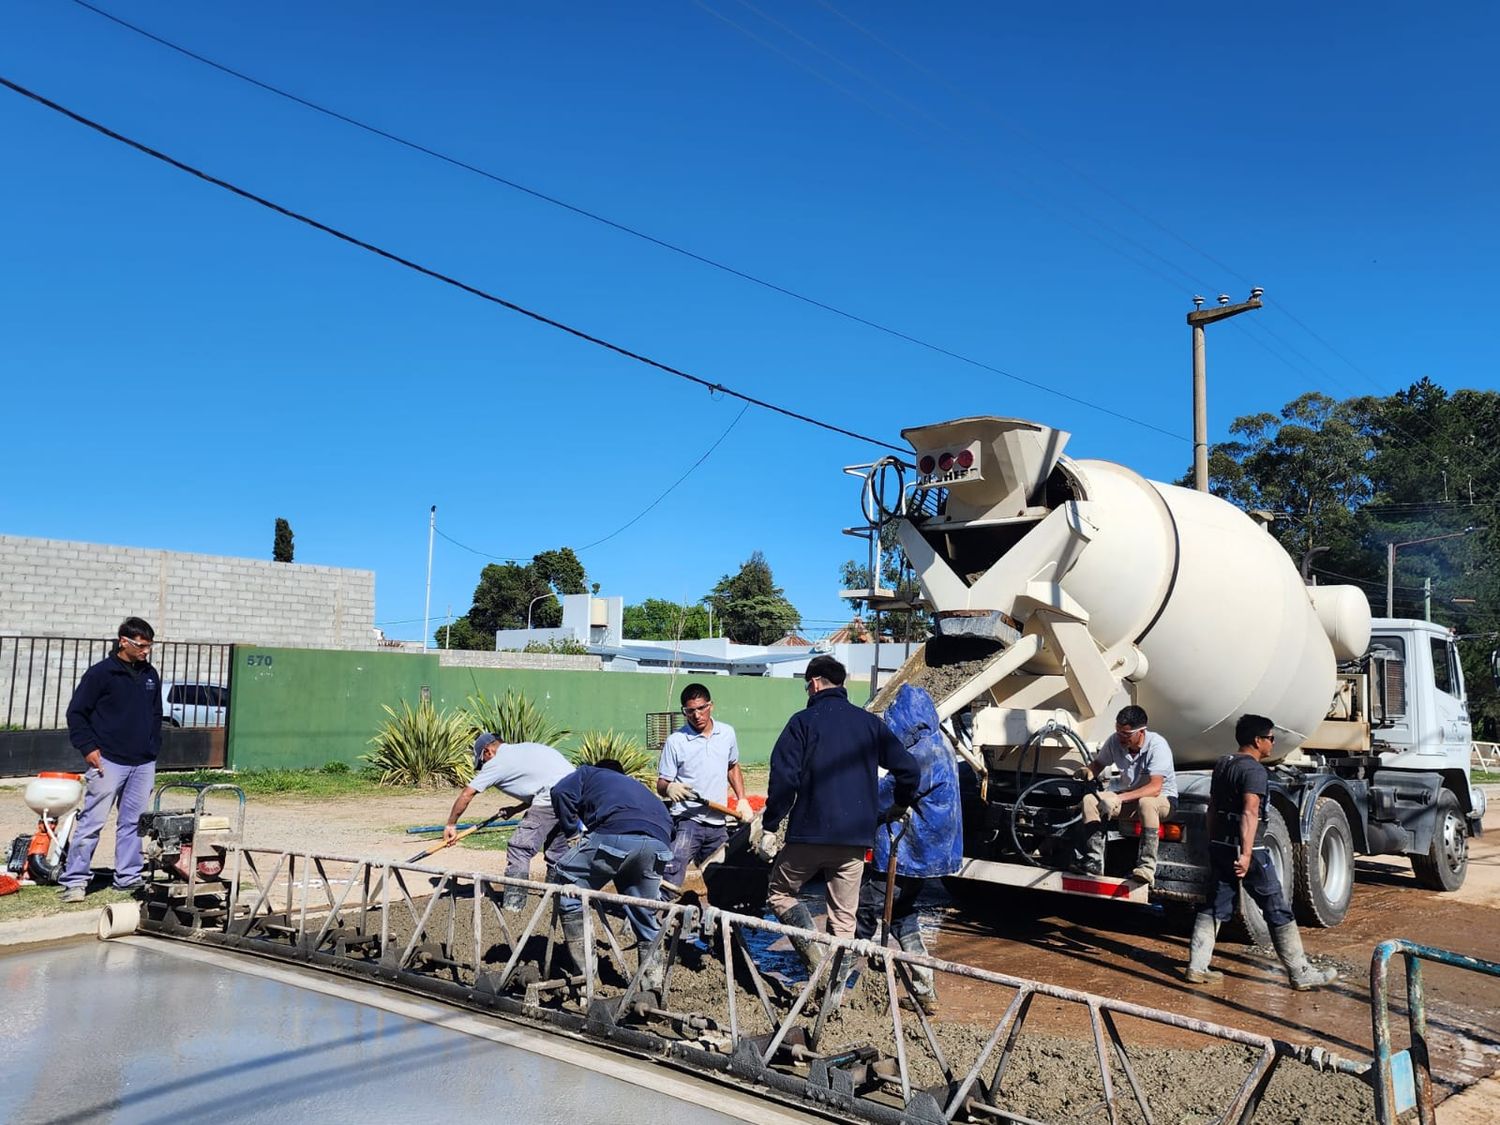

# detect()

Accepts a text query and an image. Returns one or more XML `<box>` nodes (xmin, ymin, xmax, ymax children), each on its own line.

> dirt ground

<box><xmin>931</xmin><ymin>798</ymin><xmax>1500</xmax><ymax>1103</ymax></box>
<box><xmin>19</xmin><ymin>780</ymin><xmax>1498</xmax><ymax>1120</ymax></box>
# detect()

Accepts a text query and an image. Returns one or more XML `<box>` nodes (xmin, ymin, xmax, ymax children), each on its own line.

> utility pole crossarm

<box><xmin>1190</xmin><ymin>290</ymin><xmax>1264</xmax><ymax>493</ymax></box>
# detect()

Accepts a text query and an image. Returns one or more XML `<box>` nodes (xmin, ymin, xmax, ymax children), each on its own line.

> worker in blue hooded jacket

<box><xmin>756</xmin><ymin>655</ymin><xmax>921</xmax><ymax>973</ymax></box>
<box><xmin>854</xmin><ymin>683</ymin><xmax>961</xmax><ymax>1015</ymax></box>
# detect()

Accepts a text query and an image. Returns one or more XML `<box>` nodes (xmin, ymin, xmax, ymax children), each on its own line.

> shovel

<box><xmin>407</xmin><ymin>804</ymin><xmax>523</xmax><ymax>863</ymax></box>
<box><xmin>687</xmin><ymin>791</ymin><xmax>750</xmax><ymax>820</ymax></box>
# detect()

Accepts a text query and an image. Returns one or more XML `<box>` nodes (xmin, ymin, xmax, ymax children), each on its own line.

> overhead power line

<box><xmin>0</xmin><ymin>73</ymin><xmax>903</xmax><ymax>454</ymax></box>
<box><xmin>65</xmin><ymin>0</ymin><xmax>1184</xmax><ymax>442</ymax></box>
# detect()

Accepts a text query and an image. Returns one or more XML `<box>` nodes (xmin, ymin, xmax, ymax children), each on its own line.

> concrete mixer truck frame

<box><xmin>852</xmin><ymin>416</ymin><xmax>1486</xmax><ymax>936</ymax></box>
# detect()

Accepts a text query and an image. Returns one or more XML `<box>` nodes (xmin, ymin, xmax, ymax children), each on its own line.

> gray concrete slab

<box><xmin>0</xmin><ymin>937</ymin><xmax>819</xmax><ymax>1125</ymax></box>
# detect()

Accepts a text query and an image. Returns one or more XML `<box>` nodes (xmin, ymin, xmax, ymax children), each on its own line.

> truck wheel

<box><xmin>1226</xmin><ymin>807</ymin><xmax>1292</xmax><ymax>947</ymax></box>
<box><xmin>1410</xmin><ymin>791</ymin><xmax>1468</xmax><ymax>892</ymax></box>
<box><xmin>1293</xmin><ymin>797</ymin><xmax>1354</xmax><ymax>927</ymax></box>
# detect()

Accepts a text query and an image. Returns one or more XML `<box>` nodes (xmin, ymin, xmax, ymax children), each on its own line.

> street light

<box><xmin>1187</xmin><ymin>288</ymin><xmax>1264</xmax><ymax>491</ymax></box>
<box><xmin>526</xmin><ymin>592</ymin><xmax>559</xmax><ymax>631</ymax></box>
<box><xmin>1386</xmin><ymin>527</ymin><xmax>1481</xmax><ymax>617</ymax></box>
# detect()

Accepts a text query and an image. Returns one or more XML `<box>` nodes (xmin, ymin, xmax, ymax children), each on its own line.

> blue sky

<box><xmin>3</xmin><ymin>2</ymin><xmax>1497</xmax><ymax>640</ymax></box>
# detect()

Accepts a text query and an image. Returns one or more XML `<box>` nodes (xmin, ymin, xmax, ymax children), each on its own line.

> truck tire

<box><xmin>1293</xmin><ymin>797</ymin><xmax>1354</xmax><ymax>927</ymax></box>
<box><xmin>1226</xmin><ymin>807</ymin><xmax>1292</xmax><ymax>947</ymax></box>
<box><xmin>1410</xmin><ymin>790</ymin><xmax>1468</xmax><ymax>892</ymax></box>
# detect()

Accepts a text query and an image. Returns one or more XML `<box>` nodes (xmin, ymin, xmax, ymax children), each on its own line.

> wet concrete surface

<box><xmin>928</xmin><ymin>803</ymin><xmax>1500</xmax><ymax>1100</ymax></box>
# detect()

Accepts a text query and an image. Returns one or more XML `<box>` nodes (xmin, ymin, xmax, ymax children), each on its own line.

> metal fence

<box><xmin>136</xmin><ymin>842</ymin><xmax>1371</xmax><ymax>1125</ymax></box>
<box><xmin>0</xmin><ymin>636</ymin><xmax>232</xmax><ymax>731</ymax></box>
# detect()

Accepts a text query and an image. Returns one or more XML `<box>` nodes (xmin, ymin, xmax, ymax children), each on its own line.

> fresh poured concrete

<box><xmin>0</xmin><ymin>937</ymin><xmax>817</xmax><ymax>1125</ymax></box>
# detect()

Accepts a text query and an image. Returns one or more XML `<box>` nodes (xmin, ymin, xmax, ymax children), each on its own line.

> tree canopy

<box><xmin>273</xmin><ymin>517</ymin><xmax>294</xmax><ymax>563</ymax></box>
<box><xmin>439</xmin><ymin>547</ymin><xmax>590</xmax><ymax>649</ymax></box>
<box><xmin>706</xmin><ymin>551</ymin><xmax>801</xmax><ymax>645</ymax></box>
<box><xmin>622</xmin><ymin>598</ymin><xmax>711</xmax><ymax>641</ymax></box>
<box><xmin>1202</xmin><ymin>378</ymin><xmax>1500</xmax><ymax>733</ymax></box>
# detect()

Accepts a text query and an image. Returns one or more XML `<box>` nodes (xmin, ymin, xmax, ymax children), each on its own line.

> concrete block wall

<box><xmin>0</xmin><ymin>534</ymin><xmax>375</xmax><ymax>649</ymax></box>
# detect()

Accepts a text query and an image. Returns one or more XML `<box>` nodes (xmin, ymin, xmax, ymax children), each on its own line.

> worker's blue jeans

<box><xmin>855</xmin><ymin>868</ymin><xmax>926</xmax><ymax>943</ymax></box>
<box><xmin>663</xmin><ymin>817</ymin><xmax>728</xmax><ymax>893</ymax></box>
<box><xmin>1205</xmin><ymin>841</ymin><xmax>1294</xmax><ymax>926</ymax></box>
<box><xmin>555</xmin><ymin>832</ymin><xmax>674</xmax><ymax>944</ymax></box>
<box><xmin>61</xmin><ymin>757</ymin><xmax>156</xmax><ymax>890</ymax></box>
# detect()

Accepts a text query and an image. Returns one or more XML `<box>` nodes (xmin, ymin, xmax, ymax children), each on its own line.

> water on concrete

<box><xmin>0</xmin><ymin>938</ymin><xmax>812</xmax><ymax>1125</ymax></box>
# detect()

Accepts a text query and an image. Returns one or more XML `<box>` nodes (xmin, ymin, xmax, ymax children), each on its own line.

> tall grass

<box><xmin>571</xmin><ymin>729</ymin><xmax>657</xmax><ymax>785</ymax></box>
<box><xmin>364</xmin><ymin>700</ymin><xmax>474</xmax><ymax>787</ymax></box>
<box><xmin>464</xmin><ymin>689</ymin><xmax>571</xmax><ymax>748</ymax></box>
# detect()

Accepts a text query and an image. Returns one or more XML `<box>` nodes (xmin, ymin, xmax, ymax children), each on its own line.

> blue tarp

<box><xmin>873</xmin><ymin>684</ymin><xmax>962</xmax><ymax>877</ymax></box>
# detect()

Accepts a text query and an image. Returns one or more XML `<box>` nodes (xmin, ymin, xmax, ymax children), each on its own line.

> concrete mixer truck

<box><xmin>850</xmin><ymin>416</ymin><xmax>1485</xmax><ymax>935</ymax></box>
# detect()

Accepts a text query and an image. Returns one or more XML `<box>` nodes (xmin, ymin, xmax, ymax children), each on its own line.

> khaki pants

<box><xmin>1082</xmin><ymin>790</ymin><xmax>1172</xmax><ymax>834</ymax></box>
<box><xmin>766</xmin><ymin>843</ymin><xmax>866</xmax><ymax>938</ymax></box>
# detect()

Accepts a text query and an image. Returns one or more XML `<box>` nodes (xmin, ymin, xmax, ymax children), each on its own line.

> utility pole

<box><xmin>1424</xmin><ymin>578</ymin><xmax>1432</xmax><ymax>622</ymax></box>
<box><xmin>1386</xmin><ymin>527</ymin><xmax>1481</xmax><ymax>617</ymax></box>
<box><xmin>423</xmin><ymin>505</ymin><xmax>436</xmax><ymax>652</ymax></box>
<box><xmin>1187</xmin><ymin>288</ymin><xmax>1264</xmax><ymax>491</ymax></box>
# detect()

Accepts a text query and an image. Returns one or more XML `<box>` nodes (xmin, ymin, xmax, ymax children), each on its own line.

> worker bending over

<box><xmin>1073</xmin><ymin>705</ymin><xmax>1177</xmax><ymax>884</ymax></box>
<box><xmin>657</xmin><ymin>682</ymin><xmax>752</xmax><ymax>896</ymax></box>
<box><xmin>1186</xmin><ymin>714</ymin><xmax>1337</xmax><ymax>991</ymax></box>
<box><xmin>756</xmin><ymin>656</ymin><xmax>921</xmax><ymax>982</ymax></box>
<box><xmin>551</xmin><ymin>760</ymin><xmax>675</xmax><ymax>991</ymax></box>
<box><xmin>444</xmin><ymin>732</ymin><xmax>573</xmax><ymax>910</ymax></box>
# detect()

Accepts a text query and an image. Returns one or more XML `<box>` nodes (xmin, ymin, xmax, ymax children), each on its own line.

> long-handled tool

<box><xmin>687</xmin><ymin>791</ymin><xmax>750</xmax><ymax>820</ymax></box>
<box><xmin>407</xmin><ymin>804</ymin><xmax>523</xmax><ymax>863</ymax></box>
<box><xmin>880</xmin><ymin>812</ymin><xmax>913</xmax><ymax>948</ymax></box>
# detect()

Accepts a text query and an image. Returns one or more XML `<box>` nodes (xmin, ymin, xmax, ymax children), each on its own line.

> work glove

<box><xmin>734</xmin><ymin>798</ymin><xmax>754</xmax><ymax>822</ymax></box>
<box><xmin>750</xmin><ymin>817</ymin><xmax>783</xmax><ymax>862</ymax></box>
<box><xmin>566</xmin><ymin>833</ymin><xmax>586</xmax><ymax>852</ymax></box>
<box><xmin>879</xmin><ymin>804</ymin><xmax>910</xmax><ymax>826</ymax></box>
<box><xmin>664</xmin><ymin>780</ymin><xmax>693</xmax><ymax>803</ymax></box>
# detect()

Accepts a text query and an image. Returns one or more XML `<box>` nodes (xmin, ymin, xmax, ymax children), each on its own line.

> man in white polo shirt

<box><xmin>443</xmin><ymin>731</ymin><xmax>574</xmax><ymax>910</ymax></box>
<box><xmin>1072</xmin><ymin>704</ymin><xmax>1178</xmax><ymax>884</ymax></box>
<box><xmin>657</xmin><ymin>682</ymin><xmax>752</xmax><ymax>896</ymax></box>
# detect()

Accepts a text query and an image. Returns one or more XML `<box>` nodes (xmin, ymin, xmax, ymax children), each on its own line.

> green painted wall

<box><xmin>226</xmin><ymin>648</ymin><xmax>810</xmax><ymax>771</ymax></box>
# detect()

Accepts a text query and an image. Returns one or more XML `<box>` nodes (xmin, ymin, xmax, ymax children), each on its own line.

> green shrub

<box><xmin>365</xmin><ymin>700</ymin><xmax>474</xmax><ymax>787</ymax></box>
<box><xmin>571</xmin><ymin>729</ymin><xmax>657</xmax><ymax>785</ymax></box>
<box><xmin>321</xmin><ymin>760</ymin><xmax>350</xmax><ymax>774</ymax></box>
<box><xmin>464</xmin><ymin>689</ymin><xmax>571</xmax><ymax>748</ymax></box>
<box><xmin>521</xmin><ymin>638</ymin><xmax>589</xmax><ymax>655</ymax></box>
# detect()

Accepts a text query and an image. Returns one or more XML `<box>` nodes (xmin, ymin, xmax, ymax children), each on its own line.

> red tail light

<box><xmin>1131</xmin><ymin>821</ymin><xmax>1184</xmax><ymax>842</ymax></box>
<box><xmin>938</xmin><ymin>452</ymin><xmax>955</xmax><ymax>471</ymax></box>
<box><xmin>956</xmin><ymin>449</ymin><xmax>974</xmax><ymax>469</ymax></box>
<box><xmin>918</xmin><ymin>455</ymin><xmax>936</xmax><ymax>475</ymax></box>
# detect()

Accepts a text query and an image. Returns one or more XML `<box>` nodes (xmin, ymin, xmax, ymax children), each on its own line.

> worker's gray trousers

<box><xmin>505</xmin><ymin>802</ymin><xmax>572</xmax><ymax>881</ymax></box>
<box><xmin>61</xmin><ymin>757</ymin><xmax>156</xmax><ymax>890</ymax></box>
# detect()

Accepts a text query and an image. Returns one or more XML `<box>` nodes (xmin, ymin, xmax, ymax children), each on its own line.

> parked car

<box><xmin>161</xmin><ymin>682</ymin><xmax>228</xmax><ymax>728</ymax></box>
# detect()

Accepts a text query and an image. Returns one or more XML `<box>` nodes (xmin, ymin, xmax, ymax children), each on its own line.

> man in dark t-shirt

<box><xmin>1185</xmin><ymin>714</ymin><xmax>1337</xmax><ymax>991</ymax></box>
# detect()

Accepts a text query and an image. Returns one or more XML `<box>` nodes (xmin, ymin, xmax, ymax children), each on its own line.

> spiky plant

<box><xmin>464</xmin><ymin>688</ymin><xmax>571</xmax><ymax>748</ymax></box>
<box><xmin>364</xmin><ymin>700</ymin><xmax>474</xmax><ymax>787</ymax></box>
<box><xmin>570</xmin><ymin>729</ymin><xmax>657</xmax><ymax>785</ymax></box>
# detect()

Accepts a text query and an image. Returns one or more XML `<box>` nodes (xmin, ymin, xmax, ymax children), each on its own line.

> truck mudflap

<box><xmin>949</xmin><ymin>857</ymin><xmax>1151</xmax><ymax>903</ymax></box>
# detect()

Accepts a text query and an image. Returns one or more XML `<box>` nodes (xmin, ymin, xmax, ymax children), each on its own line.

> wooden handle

<box><xmin>406</xmin><ymin>805</ymin><xmax>521</xmax><ymax>862</ymax></box>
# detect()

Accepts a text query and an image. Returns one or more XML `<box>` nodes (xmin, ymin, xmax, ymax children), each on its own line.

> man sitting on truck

<box><xmin>1071</xmin><ymin>705</ymin><xmax>1178</xmax><ymax>884</ymax></box>
<box><xmin>1184</xmin><ymin>714</ymin><xmax>1337</xmax><ymax>991</ymax></box>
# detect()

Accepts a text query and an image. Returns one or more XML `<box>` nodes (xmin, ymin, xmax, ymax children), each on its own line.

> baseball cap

<box><xmin>472</xmin><ymin>732</ymin><xmax>500</xmax><ymax>769</ymax></box>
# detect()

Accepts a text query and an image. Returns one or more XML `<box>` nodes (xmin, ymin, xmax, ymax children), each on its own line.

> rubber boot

<box><xmin>501</xmin><ymin>887</ymin><xmax>528</xmax><ymax>913</ymax></box>
<box><xmin>561</xmin><ymin>911</ymin><xmax>589</xmax><ymax>978</ymax></box>
<box><xmin>1071</xmin><ymin>823</ymin><xmax>1105</xmax><ymax>876</ymax></box>
<box><xmin>1132</xmin><ymin>829</ymin><xmax>1160</xmax><ymax>885</ymax></box>
<box><xmin>1271</xmin><ymin>923</ymin><xmax>1338</xmax><ymax>991</ymax></box>
<box><xmin>896</xmin><ymin>930</ymin><xmax>937</xmax><ymax>1015</ymax></box>
<box><xmin>777</xmin><ymin>904</ymin><xmax>825</xmax><ymax>974</ymax></box>
<box><xmin>1184</xmin><ymin>913</ymin><xmax>1223</xmax><ymax>984</ymax></box>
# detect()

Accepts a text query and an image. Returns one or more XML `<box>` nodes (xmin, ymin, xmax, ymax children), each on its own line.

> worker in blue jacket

<box><xmin>854</xmin><ymin>683</ymin><xmax>961</xmax><ymax>1015</ymax></box>
<box><xmin>551</xmin><ymin>760</ymin><xmax>675</xmax><ymax>991</ymax></box>
<box><xmin>756</xmin><ymin>655</ymin><xmax>921</xmax><ymax>978</ymax></box>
